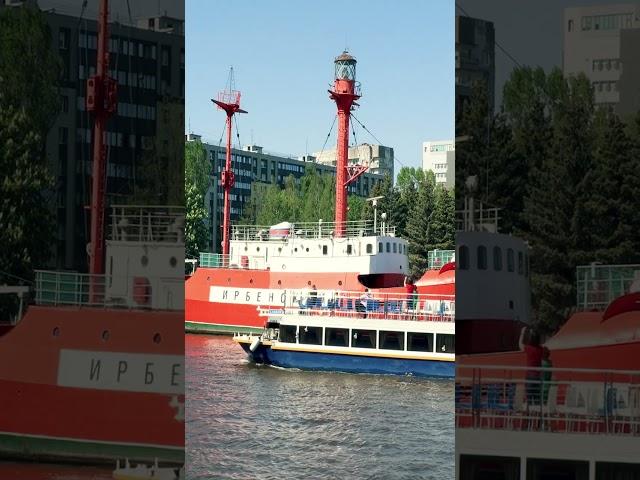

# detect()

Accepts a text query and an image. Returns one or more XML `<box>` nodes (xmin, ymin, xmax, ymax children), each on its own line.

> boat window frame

<box><xmin>351</xmin><ymin>329</ymin><xmax>377</xmax><ymax>349</ymax></box>
<box><xmin>407</xmin><ymin>332</ymin><xmax>434</xmax><ymax>352</ymax></box>
<box><xmin>379</xmin><ymin>330</ymin><xmax>405</xmax><ymax>351</ymax></box>
<box><xmin>325</xmin><ymin>327</ymin><xmax>350</xmax><ymax>347</ymax></box>
<box><xmin>298</xmin><ymin>325</ymin><xmax>323</xmax><ymax>345</ymax></box>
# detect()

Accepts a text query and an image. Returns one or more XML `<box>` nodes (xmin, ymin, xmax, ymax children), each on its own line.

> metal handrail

<box><xmin>456</xmin><ymin>365</ymin><xmax>640</xmax><ymax>436</ymax></box>
<box><xmin>230</xmin><ymin>220</ymin><xmax>398</xmax><ymax>241</ymax></box>
<box><xmin>108</xmin><ymin>205</ymin><xmax>185</xmax><ymax>244</ymax></box>
<box><xmin>260</xmin><ymin>289</ymin><xmax>455</xmax><ymax>322</ymax></box>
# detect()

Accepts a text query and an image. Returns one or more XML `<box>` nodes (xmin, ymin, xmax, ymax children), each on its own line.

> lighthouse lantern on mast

<box><xmin>329</xmin><ymin>51</ymin><xmax>362</xmax><ymax>237</ymax></box>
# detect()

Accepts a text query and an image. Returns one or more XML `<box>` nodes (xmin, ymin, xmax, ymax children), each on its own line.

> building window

<box><xmin>298</xmin><ymin>326</ymin><xmax>322</xmax><ymax>345</ymax></box>
<box><xmin>351</xmin><ymin>329</ymin><xmax>376</xmax><ymax>349</ymax></box>
<box><xmin>279</xmin><ymin>325</ymin><xmax>297</xmax><ymax>343</ymax></box>
<box><xmin>325</xmin><ymin>328</ymin><xmax>349</xmax><ymax>347</ymax></box>
<box><xmin>379</xmin><ymin>331</ymin><xmax>404</xmax><ymax>351</ymax></box>
<box><xmin>507</xmin><ymin>248</ymin><xmax>514</xmax><ymax>272</ymax></box>
<box><xmin>436</xmin><ymin>334</ymin><xmax>455</xmax><ymax>353</ymax></box>
<box><xmin>459</xmin><ymin>245</ymin><xmax>469</xmax><ymax>270</ymax></box>
<box><xmin>477</xmin><ymin>245</ymin><xmax>487</xmax><ymax>270</ymax></box>
<box><xmin>407</xmin><ymin>332</ymin><xmax>433</xmax><ymax>352</ymax></box>
<box><xmin>493</xmin><ymin>246</ymin><xmax>502</xmax><ymax>271</ymax></box>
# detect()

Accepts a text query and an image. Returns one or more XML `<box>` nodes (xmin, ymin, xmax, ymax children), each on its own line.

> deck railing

<box><xmin>108</xmin><ymin>205</ymin><xmax>184</xmax><ymax>244</ymax></box>
<box><xmin>576</xmin><ymin>264</ymin><xmax>640</xmax><ymax>311</ymax></box>
<box><xmin>427</xmin><ymin>249</ymin><xmax>455</xmax><ymax>269</ymax></box>
<box><xmin>456</xmin><ymin>365</ymin><xmax>640</xmax><ymax>436</ymax></box>
<box><xmin>261</xmin><ymin>290</ymin><xmax>455</xmax><ymax>322</ymax></box>
<box><xmin>34</xmin><ymin>270</ymin><xmax>182</xmax><ymax>310</ymax></box>
<box><xmin>230</xmin><ymin>220</ymin><xmax>397</xmax><ymax>242</ymax></box>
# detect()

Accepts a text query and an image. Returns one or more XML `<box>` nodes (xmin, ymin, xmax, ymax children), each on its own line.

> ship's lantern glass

<box><xmin>334</xmin><ymin>52</ymin><xmax>356</xmax><ymax>80</ymax></box>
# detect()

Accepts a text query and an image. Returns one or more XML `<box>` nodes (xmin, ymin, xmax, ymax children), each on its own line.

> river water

<box><xmin>186</xmin><ymin>334</ymin><xmax>454</xmax><ymax>480</ymax></box>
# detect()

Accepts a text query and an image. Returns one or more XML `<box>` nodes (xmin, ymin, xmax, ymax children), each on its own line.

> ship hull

<box><xmin>185</xmin><ymin>266</ymin><xmax>447</xmax><ymax>334</ymax></box>
<box><xmin>239</xmin><ymin>342</ymin><xmax>455</xmax><ymax>378</ymax></box>
<box><xmin>0</xmin><ymin>306</ymin><xmax>184</xmax><ymax>465</ymax></box>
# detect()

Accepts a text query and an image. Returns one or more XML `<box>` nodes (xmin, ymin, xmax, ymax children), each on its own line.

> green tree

<box><xmin>0</xmin><ymin>6</ymin><xmax>60</xmax><ymax>317</ymax></box>
<box><xmin>184</xmin><ymin>140</ymin><xmax>210</xmax><ymax>256</ymax></box>
<box><xmin>405</xmin><ymin>171</ymin><xmax>437</xmax><ymax>279</ymax></box>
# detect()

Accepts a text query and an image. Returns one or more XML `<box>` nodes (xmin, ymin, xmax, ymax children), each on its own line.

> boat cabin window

<box><xmin>393</xmin><ymin>243</ymin><xmax>397</xmax><ymax>253</ymax></box>
<box><xmin>298</xmin><ymin>326</ymin><xmax>323</xmax><ymax>345</ymax></box>
<box><xmin>507</xmin><ymin>248</ymin><xmax>514</xmax><ymax>272</ymax></box>
<box><xmin>403</xmin><ymin>244</ymin><xmax>407</xmax><ymax>254</ymax></box>
<box><xmin>347</xmin><ymin>244</ymin><xmax>353</xmax><ymax>255</ymax></box>
<box><xmin>379</xmin><ymin>331</ymin><xmax>405</xmax><ymax>351</ymax></box>
<box><xmin>378</xmin><ymin>242</ymin><xmax>383</xmax><ymax>253</ymax></box>
<box><xmin>436</xmin><ymin>333</ymin><xmax>455</xmax><ymax>353</ymax></box>
<box><xmin>279</xmin><ymin>325</ymin><xmax>297</xmax><ymax>343</ymax></box>
<box><xmin>351</xmin><ymin>329</ymin><xmax>376</xmax><ymax>349</ymax></box>
<box><xmin>325</xmin><ymin>327</ymin><xmax>349</xmax><ymax>347</ymax></box>
<box><xmin>366</xmin><ymin>243</ymin><xmax>373</xmax><ymax>254</ymax></box>
<box><xmin>524</xmin><ymin>252</ymin><xmax>529</xmax><ymax>277</ymax></box>
<box><xmin>477</xmin><ymin>245</ymin><xmax>487</xmax><ymax>270</ymax></box>
<box><xmin>386</xmin><ymin>242</ymin><xmax>390</xmax><ymax>253</ymax></box>
<box><xmin>493</xmin><ymin>246</ymin><xmax>502</xmax><ymax>271</ymax></box>
<box><xmin>407</xmin><ymin>332</ymin><xmax>433</xmax><ymax>352</ymax></box>
<box><xmin>518</xmin><ymin>251</ymin><xmax>524</xmax><ymax>275</ymax></box>
<box><xmin>322</xmin><ymin>245</ymin><xmax>328</xmax><ymax>255</ymax></box>
<box><xmin>459</xmin><ymin>245</ymin><xmax>469</xmax><ymax>270</ymax></box>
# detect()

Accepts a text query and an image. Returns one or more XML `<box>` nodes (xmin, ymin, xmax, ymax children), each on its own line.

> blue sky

<box><xmin>186</xmin><ymin>0</ymin><xmax>454</xmax><ymax>173</ymax></box>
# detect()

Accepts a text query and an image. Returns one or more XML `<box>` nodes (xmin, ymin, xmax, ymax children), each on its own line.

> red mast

<box><xmin>212</xmin><ymin>69</ymin><xmax>246</xmax><ymax>258</ymax></box>
<box><xmin>329</xmin><ymin>51</ymin><xmax>367</xmax><ymax>237</ymax></box>
<box><xmin>86</xmin><ymin>0</ymin><xmax>117</xmax><ymax>288</ymax></box>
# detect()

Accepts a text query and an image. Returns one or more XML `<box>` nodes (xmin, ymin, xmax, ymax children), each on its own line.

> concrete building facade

<box><xmin>0</xmin><ymin>2</ymin><xmax>185</xmax><ymax>269</ymax></box>
<box><xmin>186</xmin><ymin>135</ymin><xmax>385</xmax><ymax>253</ymax></box>
<box><xmin>563</xmin><ymin>4</ymin><xmax>640</xmax><ymax>113</ymax></box>
<box><xmin>311</xmin><ymin>143</ymin><xmax>394</xmax><ymax>178</ymax></box>
<box><xmin>422</xmin><ymin>140</ymin><xmax>455</xmax><ymax>189</ymax></box>
<box><xmin>456</xmin><ymin>15</ymin><xmax>495</xmax><ymax>119</ymax></box>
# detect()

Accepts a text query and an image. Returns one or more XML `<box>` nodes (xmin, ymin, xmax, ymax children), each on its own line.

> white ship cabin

<box><xmin>203</xmin><ymin>220</ymin><xmax>408</xmax><ymax>279</ymax></box>
<box><xmin>34</xmin><ymin>205</ymin><xmax>184</xmax><ymax>310</ymax></box>
<box><xmin>456</xmin><ymin>199</ymin><xmax>531</xmax><ymax>324</ymax></box>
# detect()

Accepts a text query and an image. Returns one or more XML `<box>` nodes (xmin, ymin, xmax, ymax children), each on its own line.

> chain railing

<box><xmin>456</xmin><ymin>365</ymin><xmax>640</xmax><ymax>436</ymax></box>
<box><xmin>259</xmin><ymin>289</ymin><xmax>455</xmax><ymax>322</ymax></box>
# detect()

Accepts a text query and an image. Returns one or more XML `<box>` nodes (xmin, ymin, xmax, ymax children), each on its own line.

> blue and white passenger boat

<box><xmin>233</xmin><ymin>291</ymin><xmax>454</xmax><ymax>377</ymax></box>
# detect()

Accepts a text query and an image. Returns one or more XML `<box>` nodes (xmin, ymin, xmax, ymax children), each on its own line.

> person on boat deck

<box><xmin>519</xmin><ymin>326</ymin><xmax>544</xmax><ymax>405</ymax></box>
<box><xmin>357</xmin><ymin>289</ymin><xmax>371</xmax><ymax>317</ymax></box>
<box><xmin>541</xmin><ymin>346</ymin><xmax>553</xmax><ymax>405</ymax></box>
<box><xmin>404</xmin><ymin>276</ymin><xmax>418</xmax><ymax>312</ymax></box>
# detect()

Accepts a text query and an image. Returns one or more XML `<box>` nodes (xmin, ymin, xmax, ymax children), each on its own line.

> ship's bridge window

<box><xmin>299</xmin><ymin>326</ymin><xmax>322</xmax><ymax>345</ymax></box>
<box><xmin>525</xmin><ymin>252</ymin><xmax>529</xmax><ymax>277</ymax></box>
<box><xmin>379</xmin><ymin>331</ymin><xmax>404</xmax><ymax>351</ymax></box>
<box><xmin>322</xmin><ymin>245</ymin><xmax>328</xmax><ymax>255</ymax></box>
<box><xmin>403</xmin><ymin>244</ymin><xmax>407</xmax><ymax>254</ymax></box>
<box><xmin>366</xmin><ymin>243</ymin><xmax>373</xmax><ymax>254</ymax></box>
<box><xmin>436</xmin><ymin>333</ymin><xmax>455</xmax><ymax>353</ymax></box>
<box><xmin>347</xmin><ymin>244</ymin><xmax>353</xmax><ymax>255</ymax></box>
<box><xmin>386</xmin><ymin>242</ymin><xmax>390</xmax><ymax>253</ymax></box>
<box><xmin>507</xmin><ymin>248</ymin><xmax>515</xmax><ymax>272</ymax></box>
<box><xmin>325</xmin><ymin>327</ymin><xmax>349</xmax><ymax>347</ymax></box>
<box><xmin>459</xmin><ymin>245</ymin><xmax>469</xmax><ymax>270</ymax></box>
<box><xmin>351</xmin><ymin>329</ymin><xmax>376</xmax><ymax>349</ymax></box>
<box><xmin>393</xmin><ymin>243</ymin><xmax>397</xmax><ymax>253</ymax></box>
<box><xmin>407</xmin><ymin>332</ymin><xmax>433</xmax><ymax>352</ymax></box>
<box><xmin>493</xmin><ymin>246</ymin><xmax>503</xmax><ymax>271</ymax></box>
<box><xmin>477</xmin><ymin>245</ymin><xmax>487</xmax><ymax>270</ymax></box>
<box><xmin>378</xmin><ymin>242</ymin><xmax>383</xmax><ymax>253</ymax></box>
<box><xmin>279</xmin><ymin>325</ymin><xmax>297</xmax><ymax>343</ymax></box>
<box><xmin>518</xmin><ymin>251</ymin><xmax>524</xmax><ymax>275</ymax></box>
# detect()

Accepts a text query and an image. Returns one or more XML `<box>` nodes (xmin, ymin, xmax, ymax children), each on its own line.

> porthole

<box><xmin>141</xmin><ymin>255</ymin><xmax>149</xmax><ymax>267</ymax></box>
<box><xmin>294</xmin><ymin>248</ymin><xmax>298</xmax><ymax>252</ymax></box>
<box><xmin>249</xmin><ymin>279</ymin><xmax>254</xmax><ymax>284</ymax></box>
<box><xmin>257</xmin><ymin>247</ymin><xmax>260</xmax><ymax>252</ymax></box>
<box><xmin>305</xmin><ymin>248</ymin><xmax>309</xmax><ymax>252</ymax></box>
<box><xmin>278</xmin><ymin>247</ymin><xmax>282</xmax><ymax>253</ymax></box>
<box><xmin>102</xmin><ymin>330</ymin><xmax>110</xmax><ymax>341</ymax></box>
<box><xmin>170</xmin><ymin>256</ymin><xmax>177</xmax><ymax>267</ymax></box>
<box><xmin>52</xmin><ymin>327</ymin><xmax>60</xmax><ymax>337</ymax></box>
<box><xmin>153</xmin><ymin>333</ymin><xmax>162</xmax><ymax>344</ymax></box>
<box><xmin>307</xmin><ymin>281</ymin><xmax>312</xmax><ymax>286</ymax></box>
<box><xmin>278</xmin><ymin>280</ymin><xmax>282</xmax><ymax>286</ymax></box>
<box><xmin>338</xmin><ymin>280</ymin><xmax>343</xmax><ymax>286</ymax></box>
<box><xmin>244</xmin><ymin>246</ymin><xmax>248</xmax><ymax>252</ymax></box>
